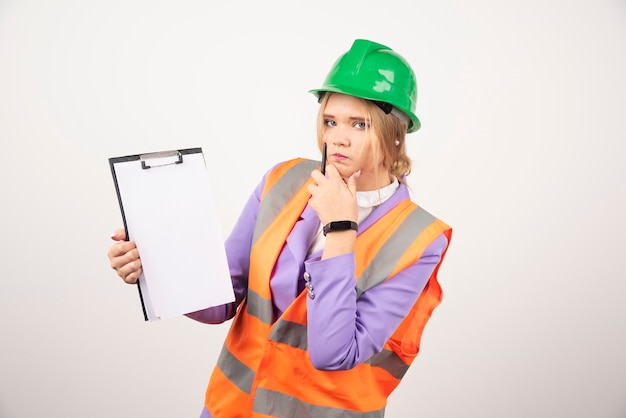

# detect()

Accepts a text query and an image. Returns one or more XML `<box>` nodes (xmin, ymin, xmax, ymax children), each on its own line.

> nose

<box><xmin>329</xmin><ymin>128</ymin><xmax>350</xmax><ymax>148</ymax></box>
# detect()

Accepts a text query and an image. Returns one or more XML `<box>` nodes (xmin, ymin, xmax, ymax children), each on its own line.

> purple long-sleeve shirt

<box><xmin>189</xmin><ymin>164</ymin><xmax>448</xmax><ymax>417</ymax></box>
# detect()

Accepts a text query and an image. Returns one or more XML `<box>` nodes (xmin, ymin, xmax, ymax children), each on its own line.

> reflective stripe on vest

<box><xmin>252</xmin><ymin>388</ymin><xmax>385</xmax><ymax>418</ymax></box>
<box><xmin>248</xmin><ymin>159</ymin><xmax>319</xmax><ymax>326</ymax></box>
<box><xmin>252</xmin><ymin>159</ymin><xmax>319</xmax><ymax>247</ymax></box>
<box><xmin>248</xmin><ymin>159</ymin><xmax>317</xmax><ymax>305</ymax></box>
<box><xmin>356</xmin><ymin>205</ymin><xmax>436</xmax><ymax>297</ymax></box>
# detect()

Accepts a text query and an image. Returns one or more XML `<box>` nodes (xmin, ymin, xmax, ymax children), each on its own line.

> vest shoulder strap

<box><xmin>252</xmin><ymin>158</ymin><xmax>319</xmax><ymax>246</ymax></box>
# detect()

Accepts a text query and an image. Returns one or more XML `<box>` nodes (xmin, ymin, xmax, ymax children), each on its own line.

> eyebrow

<box><xmin>322</xmin><ymin>113</ymin><xmax>368</xmax><ymax>121</ymax></box>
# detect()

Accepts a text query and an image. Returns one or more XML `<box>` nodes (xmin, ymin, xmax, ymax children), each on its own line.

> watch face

<box><xmin>332</xmin><ymin>221</ymin><xmax>353</xmax><ymax>230</ymax></box>
<box><xmin>323</xmin><ymin>221</ymin><xmax>358</xmax><ymax>236</ymax></box>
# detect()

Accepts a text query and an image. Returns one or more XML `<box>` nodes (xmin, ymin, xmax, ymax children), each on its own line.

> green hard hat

<box><xmin>310</xmin><ymin>39</ymin><xmax>421</xmax><ymax>133</ymax></box>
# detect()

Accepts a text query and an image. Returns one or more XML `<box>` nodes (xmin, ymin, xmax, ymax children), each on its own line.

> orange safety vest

<box><xmin>205</xmin><ymin>158</ymin><xmax>452</xmax><ymax>417</ymax></box>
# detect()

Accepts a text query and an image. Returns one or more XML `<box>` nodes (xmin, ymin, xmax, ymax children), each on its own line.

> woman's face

<box><xmin>322</xmin><ymin>93</ymin><xmax>389</xmax><ymax>191</ymax></box>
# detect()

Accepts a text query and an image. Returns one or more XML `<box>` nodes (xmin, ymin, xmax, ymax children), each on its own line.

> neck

<box><xmin>355</xmin><ymin>169</ymin><xmax>392</xmax><ymax>192</ymax></box>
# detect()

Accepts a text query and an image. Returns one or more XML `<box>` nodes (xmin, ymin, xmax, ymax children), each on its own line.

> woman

<box><xmin>108</xmin><ymin>39</ymin><xmax>452</xmax><ymax>418</ymax></box>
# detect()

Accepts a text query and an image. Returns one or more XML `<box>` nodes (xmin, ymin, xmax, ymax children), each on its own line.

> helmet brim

<box><xmin>309</xmin><ymin>87</ymin><xmax>421</xmax><ymax>133</ymax></box>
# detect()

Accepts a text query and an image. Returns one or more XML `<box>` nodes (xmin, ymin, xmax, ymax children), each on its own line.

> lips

<box><xmin>332</xmin><ymin>153</ymin><xmax>348</xmax><ymax>161</ymax></box>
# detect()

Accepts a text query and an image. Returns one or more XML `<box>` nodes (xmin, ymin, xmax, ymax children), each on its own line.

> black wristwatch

<box><xmin>322</xmin><ymin>220</ymin><xmax>358</xmax><ymax>236</ymax></box>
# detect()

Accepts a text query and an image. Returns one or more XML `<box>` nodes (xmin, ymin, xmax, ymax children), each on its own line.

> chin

<box><xmin>336</xmin><ymin>168</ymin><xmax>354</xmax><ymax>179</ymax></box>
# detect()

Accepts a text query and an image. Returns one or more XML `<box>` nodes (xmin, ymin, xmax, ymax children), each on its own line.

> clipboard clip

<box><xmin>140</xmin><ymin>150</ymin><xmax>183</xmax><ymax>169</ymax></box>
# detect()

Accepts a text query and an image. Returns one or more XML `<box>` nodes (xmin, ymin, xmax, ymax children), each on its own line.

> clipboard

<box><xmin>109</xmin><ymin>148</ymin><xmax>235</xmax><ymax>321</ymax></box>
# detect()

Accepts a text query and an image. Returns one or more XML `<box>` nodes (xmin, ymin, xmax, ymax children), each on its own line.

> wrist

<box><xmin>321</xmin><ymin>228</ymin><xmax>356</xmax><ymax>260</ymax></box>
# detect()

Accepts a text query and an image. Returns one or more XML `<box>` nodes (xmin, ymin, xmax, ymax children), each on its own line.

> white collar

<box><xmin>356</xmin><ymin>178</ymin><xmax>399</xmax><ymax>209</ymax></box>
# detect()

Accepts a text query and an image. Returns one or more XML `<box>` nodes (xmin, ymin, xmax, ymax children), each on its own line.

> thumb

<box><xmin>346</xmin><ymin>170</ymin><xmax>360</xmax><ymax>196</ymax></box>
<box><xmin>110</xmin><ymin>228</ymin><xmax>127</xmax><ymax>241</ymax></box>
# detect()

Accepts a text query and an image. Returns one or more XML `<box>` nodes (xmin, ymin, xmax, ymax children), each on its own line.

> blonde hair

<box><xmin>316</xmin><ymin>93</ymin><xmax>412</xmax><ymax>183</ymax></box>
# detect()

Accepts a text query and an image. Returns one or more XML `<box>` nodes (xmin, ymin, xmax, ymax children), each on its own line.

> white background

<box><xmin>1</xmin><ymin>1</ymin><xmax>625</xmax><ymax>417</ymax></box>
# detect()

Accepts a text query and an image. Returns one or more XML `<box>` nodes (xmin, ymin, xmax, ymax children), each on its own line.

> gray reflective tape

<box><xmin>252</xmin><ymin>160</ymin><xmax>319</xmax><ymax>246</ymax></box>
<box><xmin>216</xmin><ymin>344</ymin><xmax>255</xmax><ymax>395</ymax></box>
<box><xmin>356</xmin><ymin>206</ymin><xmax>436</xmax><ymax>297</ymax></box>
<box><xmin>253</xmin><ymin>387</ymin><xmax>385</xmax><ymax>418</ymax></box>
<box><xmin>269</xmin><ymin>319</ymin><xmax>308</xmax><ymax>350</ymax></box>
<box><xmin>366</xmin><ymin>349</ymin><xmax>410</xmax><ymax>380</ymax></box>
<box><xmin>246</xmin><ymin>288</ymin><xmax>274</xmax><ymax>325</ymax></box>
<box><xmin>270</xmin><ymin>321</ymin><xmax>408</xmax><ymax>380</ymax></box>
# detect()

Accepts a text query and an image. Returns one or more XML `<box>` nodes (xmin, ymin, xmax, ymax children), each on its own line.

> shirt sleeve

<box><xmin>303</xmin><ymin>233</ymin><xmax>449</xmax><ymax>370</ymax></box>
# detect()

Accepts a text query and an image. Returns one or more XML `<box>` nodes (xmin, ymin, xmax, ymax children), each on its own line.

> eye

<box><xmin>354</xmin><ymin>121</ymin><xmax>368</xmax><ymax>129</ymax></box>
<box><xmin>324</xmin><ymin>119</ymin><xmax>337</xmax><ymax>127</ymax></box>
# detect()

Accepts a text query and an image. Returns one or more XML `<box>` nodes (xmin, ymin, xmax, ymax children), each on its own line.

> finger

<box><xmin>109</xmin><ymin>246</ymin><xmax>139</xmax><ymax>275</ymax></box>
<box><xmin>119</xmin><ymin>262</ymin><xmax>143</xmax><ymax>284</ymax></box>
<box><xmin>346</xmin><ymin>170</ymin><xmax>361</xmax><ymax>196</ymax></box>
<box><xmin>323</xmin><ymin>163</ymin><xmax>340</xmax><ymax>179</ymax></box>
<box><xmin>310</xmin><ymin>169</ymin><xmax>325</xmax><ymax>183</ymax></box>
<box><xmin>127</xmin><ymin>267</ymin><xmax>142</xmax><ymax>284</ymax></box>
<box><xmin>107</xmin><ymin>240</ymin><xmax>136</xmax><ymax>259</ymax></box>
<box><xmin>112</xmin><ymin>249</ymin><xmax>142</xmax><ymax>282</ymax></box>
<box><xmin>110</xmin><ymin>229</ymin><xmax>126</xmax><ymax>241</ymax></box>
